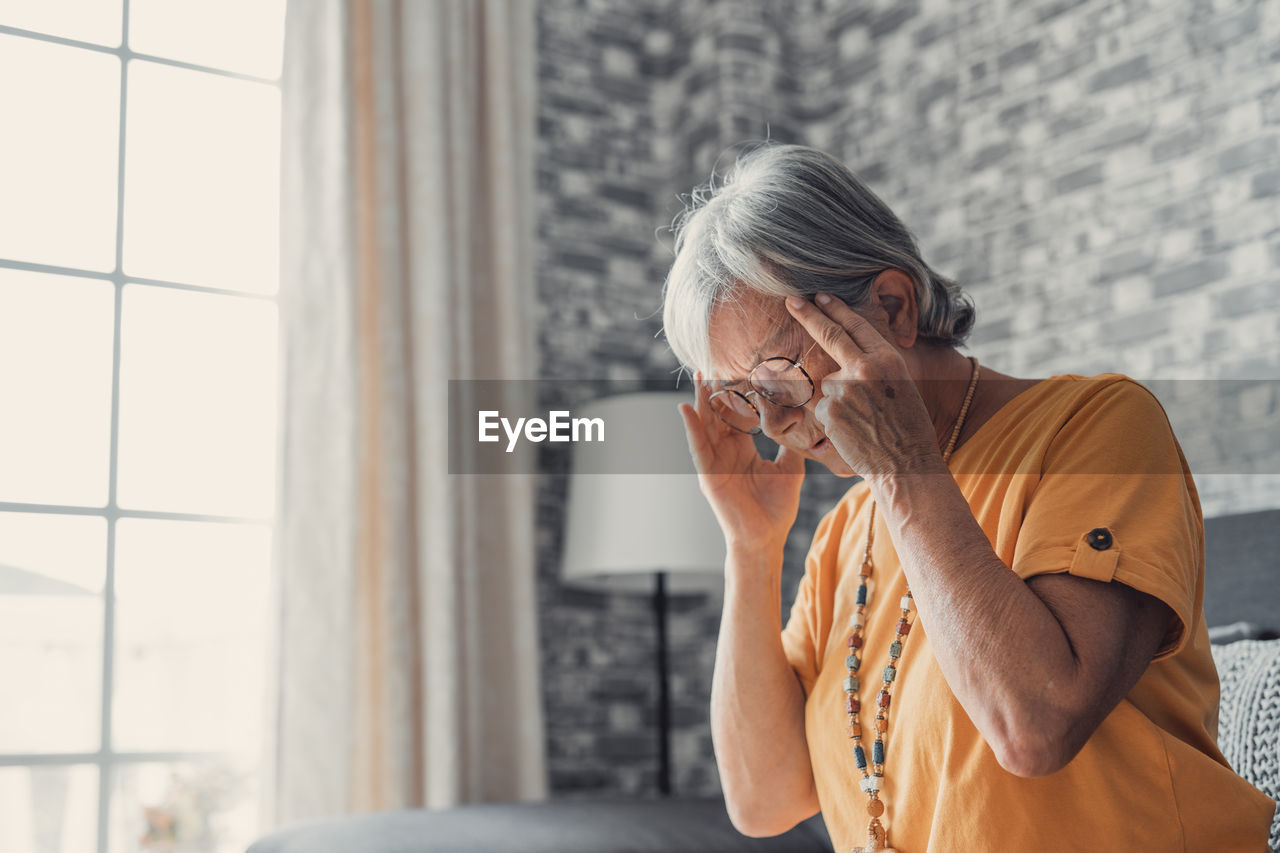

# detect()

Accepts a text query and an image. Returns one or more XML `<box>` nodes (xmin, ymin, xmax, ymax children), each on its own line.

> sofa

<box><xmin>249</xmin><ymin>510</ymin><xmax>1280</xmax><ymax>853</ymax></box>
<box><xmin>246</xmin><ymin>796</ymin><xmax>832</xmax><ymax>853</ymax></box>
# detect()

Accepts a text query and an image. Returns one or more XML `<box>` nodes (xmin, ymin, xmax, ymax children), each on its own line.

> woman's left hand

<box><xmin>784</xmin><ymin>292</ymin><xmax>946</xmax><ymax>478</ymax></box>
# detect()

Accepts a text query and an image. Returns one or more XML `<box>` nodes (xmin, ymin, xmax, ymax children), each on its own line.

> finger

<box><xmin>688</xmin><ymin>372</ymin><xmax>737</xmax><ymax>453</ymax></box>
<box><xmin>677</xmin><ymin>402</ymin><xmax>713</xmax><ymax>472</ymax></box>
<box><xmin>693</xmin><ymin>370</ymin><xmax>737</xmax><ymax>442</ymax></box>
<box><xmin>691</xmin><ymin>370</ymin><xmax>719</xmax><ymax>443</ymax></box>
<box><xmin>692</xmin><ymin>370</ymin><xmax>712</xmax><ymax>420</ymax></box>
<box><xmin>813</xmin><ymin>292</ymin><xmax>891</xmax><ymax>354</ymax></box>
<box><xmin>784</xmin><ymin>295</ymin><xmax>866</xmax><ymax>365</ymax></box>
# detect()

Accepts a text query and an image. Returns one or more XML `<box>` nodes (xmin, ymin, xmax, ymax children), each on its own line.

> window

<box><xmin>0</xmin><ymin>2</ymin><xmax>285</xmax><ymax>851</ymax></box>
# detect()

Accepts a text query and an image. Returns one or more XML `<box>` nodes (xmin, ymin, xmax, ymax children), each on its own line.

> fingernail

<box><xmin>786</xmin><ymin>296</ymin><xmax>805</xmax><ymax>309</ymax></box>
<box><xmin>816</xmin><ymin>292</ymin><xmax>832</xmax><ymax>305</ymax></box>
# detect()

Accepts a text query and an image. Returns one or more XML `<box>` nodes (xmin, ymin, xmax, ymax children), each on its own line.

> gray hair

<box><xmin>661</xmin><ymin>143</ymin><xmax>975</xmax><ymax>376</ymax></box>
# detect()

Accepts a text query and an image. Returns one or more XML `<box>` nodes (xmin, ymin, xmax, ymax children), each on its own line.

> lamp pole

<box><xmin>557</xmin><ymin>393</ymin><xmax>727</xmax><ymax>799</ymax></box>
<box><xmin>654</xmin><ymin>570</ymin><xmax>672</xmax><ymax>796</ymax></box>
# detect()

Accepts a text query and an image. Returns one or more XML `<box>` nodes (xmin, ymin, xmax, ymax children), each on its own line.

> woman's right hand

<box><xmin>677</xmin><ymin>371</ymin><xmax>807</xmax><ymax>552</ymax></box>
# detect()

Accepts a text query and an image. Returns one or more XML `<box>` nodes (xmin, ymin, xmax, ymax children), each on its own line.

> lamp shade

<box><xmin>560</xmin><ymin>392</ymin><xmax>726</xmax><ymax>595</ymax></box>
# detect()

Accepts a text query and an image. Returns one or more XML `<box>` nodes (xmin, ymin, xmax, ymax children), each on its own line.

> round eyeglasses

<box><xmin>708</xmin><ymin>339</ymin><xmax>821</xmax><ymax>434</ymax></box>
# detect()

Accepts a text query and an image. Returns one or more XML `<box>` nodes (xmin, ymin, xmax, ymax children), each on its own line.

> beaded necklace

<box><xmin>844</xmin><ymin>355</ymin><xmax>980</xmax><ymax>853</ymax></box>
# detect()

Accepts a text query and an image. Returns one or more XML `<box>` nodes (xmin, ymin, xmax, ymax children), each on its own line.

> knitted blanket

<box><xmin>1211</xmin><ymin>638</ymin><xmax>1280</xmax><ymax>852</ymax></box>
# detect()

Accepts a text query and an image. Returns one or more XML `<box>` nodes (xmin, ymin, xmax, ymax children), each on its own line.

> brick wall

<box><xmin>795</xmin><ymin>0</ymin><xmax>1280</xmax><ymax>514</ymax></box>
<box><xmin>535</xmin><ymin>0</ymin><xmax>1280</xmax><ymax>797</ymax></box>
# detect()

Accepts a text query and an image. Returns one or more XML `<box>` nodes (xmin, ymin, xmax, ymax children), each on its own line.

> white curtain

<box><xmin>266</xmin><ymin>0</ymin><xmax>546</xmax><ymax>827</ymax></box>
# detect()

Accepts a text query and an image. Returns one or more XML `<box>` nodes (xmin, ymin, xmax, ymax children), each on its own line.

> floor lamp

<box><xmin>560</xmin><ymin>391</ymin><xmax>725</xmax><ymax>796</ymax></box>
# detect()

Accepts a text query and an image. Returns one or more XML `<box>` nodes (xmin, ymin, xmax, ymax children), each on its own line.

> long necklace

<box><xmin>845</xmin><ymin>355</ymin><xmax>980</xmax><ymax>853</ymax></box>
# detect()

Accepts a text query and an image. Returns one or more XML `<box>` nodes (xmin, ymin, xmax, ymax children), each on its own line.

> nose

<box><xmin>757</xmin><ymin>395</ymin><xmax>804</xmax><ymax>441</ymax></box>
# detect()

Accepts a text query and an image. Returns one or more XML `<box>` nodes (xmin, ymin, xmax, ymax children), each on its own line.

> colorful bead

<box><xmin>846</xmin><ymin>654</ymin><xmax>861</xmax><ymax>671</ymax></box>
<box><xmin>846</xmin><ymin>697</ymin><xmax>860</xmax><ymax>714</ymax></box>
<box><xmin>835</xmin><ymin>360</ymin><xmax>976</xmax><ymax>831</ymax></box>
<box><xmin>844</xmin><ymin>676</ymin><xmax>859</xmax><ymax>693</ymax></box>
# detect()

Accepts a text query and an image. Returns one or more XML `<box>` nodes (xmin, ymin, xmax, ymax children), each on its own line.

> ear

<box><xmin>871</xmin><ymin>270</ymin><xmax>920</xmax><ymax>348</ymax></box>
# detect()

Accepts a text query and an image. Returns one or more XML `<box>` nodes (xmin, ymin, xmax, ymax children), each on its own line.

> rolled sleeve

<box><xmin>1010</xmin><ymin>379</ymin><xmax>1202</xmax><ymax>661</ymax></box>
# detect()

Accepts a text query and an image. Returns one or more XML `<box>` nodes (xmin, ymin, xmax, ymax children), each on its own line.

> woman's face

<box><xmin>705</xmin><ymin>290</ymin><xmax>860</xmax><ymax>477</ymax></box>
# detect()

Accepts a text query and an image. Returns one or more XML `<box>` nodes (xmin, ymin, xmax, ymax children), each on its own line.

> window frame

<box><xmin>0</xmin><ymin>5</ymin><xmax>282</xmax><ymax>852</ymax></box>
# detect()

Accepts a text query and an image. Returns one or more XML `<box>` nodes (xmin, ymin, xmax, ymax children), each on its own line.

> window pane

<box><xmin>0</xmin><ymin>0</ymin><xmax>122</xmax><ymax>47</ymax></box>
<box><xmin>113</xmin><ymin>518</ymin><xmax>271</xmax><ymax>754</ymax></box>
<box><xmin>0</xmin><ymin>764</ymin><xmax>98</xmax><ymax>853</ymax></box>
<box><xmin>0</xmin><ymin>35</ymin><xmax>120</xmax><ymax>271</ymax></box>
<box><xmin>0</xmin><ymin>270</ymin><xmax>114</xmax><ymax>506</ymax></box>
<box><xmin>109</xmin><ymin>758</ymin><xmax>259</xmax><ymax>853</ymax></box>
<box><xmin>0</xmin><ymin>513</ymin><xmax>105</xmax><ymax>754</ymax></box>
<box><xmin>122</xmin><ymin>61</ymin><xmax>280</xmax><ymax>294</ymax></box>
<box><xmin>117</xmin><ymin>286</ymin><xmax>278</xmax><ymax>517</ymax></box>
<box><xmin>129</xmin><ymin>0</ymin><xmax>285</xmax><ymax>79</ymax></box>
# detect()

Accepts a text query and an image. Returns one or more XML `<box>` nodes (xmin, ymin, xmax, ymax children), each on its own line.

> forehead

<box><xmin>705</xmin><ymin>292</ymin><xmax>800</xmax><ymax>382</ymax></box>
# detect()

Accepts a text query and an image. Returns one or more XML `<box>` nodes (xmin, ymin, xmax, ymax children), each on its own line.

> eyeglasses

<box><xmin>708</xmin><ymin>339</ymin><xmax>821</xmax><ymax>434</ymax></box>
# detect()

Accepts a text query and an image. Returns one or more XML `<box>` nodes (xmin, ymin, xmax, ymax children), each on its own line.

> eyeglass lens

<box><xmin>750</xmin><ymin>357</ymin><xmax>813</xmax><ymax>407</ymax></box>
<box><xmin>709</xmin><ymin>391</ymin><xmax>759</xmax><ymax>433</ymax></box>
<box><xmin>709</xmin><ymin>360</ymin><xmax>814</xmax><ymax>433</ymax></box>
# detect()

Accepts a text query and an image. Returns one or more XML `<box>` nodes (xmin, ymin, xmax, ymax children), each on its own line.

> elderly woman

<box><xmin>664</xmin><ymin>144</ymin><xmax>1274</xmax><ymax>852</ymax></box>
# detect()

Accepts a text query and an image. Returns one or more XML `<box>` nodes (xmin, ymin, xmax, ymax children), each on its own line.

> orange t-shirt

<box><xmin>781</xmin><ymin>373</ymin><xmax>1276</xmax><ymax>852</ymax></box>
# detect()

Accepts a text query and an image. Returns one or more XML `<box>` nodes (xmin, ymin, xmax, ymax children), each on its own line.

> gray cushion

<box><xmin>1211</xmin><ymin>638</ymin><xmax>1280</xmax><ymax>852</ymax></box>
<box><xmin>246</xmin><ymin>797</ymin><xmax>833</xmax><ymax>853</ymax></box>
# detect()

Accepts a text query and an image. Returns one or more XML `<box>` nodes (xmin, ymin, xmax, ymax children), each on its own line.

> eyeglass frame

<box><xmin>707</xmin><ymin>338</ymin><xmax>823</xmax><ymax>435</ymax></box>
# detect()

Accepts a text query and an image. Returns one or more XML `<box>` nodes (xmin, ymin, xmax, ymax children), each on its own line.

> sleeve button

<box><xmin>1087</xmin><ymin>527</ymin><xmax>1113</xmax><ymax>550</ymax></box>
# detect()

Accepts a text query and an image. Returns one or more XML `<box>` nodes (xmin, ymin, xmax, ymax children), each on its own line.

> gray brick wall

<box><xmin>536</xmin><ymin>0</ymin><xmax>1280</xmax><ymax>798</ymax></box>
